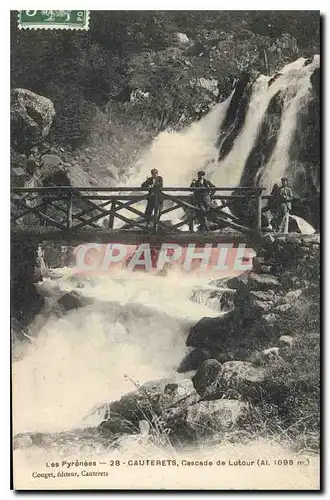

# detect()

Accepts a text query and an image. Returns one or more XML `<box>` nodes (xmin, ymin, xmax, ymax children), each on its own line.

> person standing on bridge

<box><xmin>273</xmin><ymin>177</ymin><xmax>293</xmax><ymax>233</ymax></box>
<box><xmin>141</xmin><ymin>168</ymin><xmax>164</xmax><ymax>226</ymax></box>
<box><xmin>190</xmin><ymin>171</ymin><xmax>216</xmax><ymax>231</ymax></box>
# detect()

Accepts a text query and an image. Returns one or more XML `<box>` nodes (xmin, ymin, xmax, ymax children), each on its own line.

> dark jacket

<box><xmin>190</xmin><ymin>178</ymin><xmax>215</xmax><ymax>195</ymax></box>
<box><xmin>141</xmin><ymin>176</ymin><xmax>163</xmax><ymax>189</ymax></box>
<box><xmin>279</xmin><ymin>186</ymin><xmax>293</xmax><ymax>210</ymax></box>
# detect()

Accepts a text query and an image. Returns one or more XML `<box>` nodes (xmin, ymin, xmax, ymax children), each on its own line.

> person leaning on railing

<box><xmin>141</xmin><ymin>168</ymin><xmax>164</xmax><ymax>226</ymax></box>
<box><xmin>190</xmin><ymin>171</ymin><xmax>216</xmax><ymax>231</ymax></box>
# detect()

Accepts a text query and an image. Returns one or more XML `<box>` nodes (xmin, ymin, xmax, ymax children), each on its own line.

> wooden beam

<box><xmin>115</xmin><ymin>200</ymin><xmax>177</xmax><ymax>233</ymax></box>
<box><xmin>67</xmin><ymin>192</ymin><xmax>73</xmax><ymax>229</ymax></box>
<box><xmin>72</xmin><ymin>202</ymin><xmax>148</xmax><ymax>231</ymax></box>
<box><xmin>11</xmin><ymin>228</ymin><xmax>258</xmax><ymax>245</ymax></box>
<box><xmin>163</xmin><ymin>192</ymin><xmax>204</xmax><ymax>213</ymax></box>
<box><xmin>108</xmin><ymin>200</ymin><xmax>116</xmax><ymax>229</ymax></box>
<box><xmin>160</xmin><ymin>204</ymin><xmax>182</xmax><ymax>216</ymax></box>
<box><xmin>47</xmin><ymin>201</ymin><xmax>100</xmax><ymax>229</ymax></box>
<box><xmin>11</xmin><ymin>198</ymin><xmax>66</xmax><ymax>230</ymax></box>
<box><xmin>11</xmin><ymin>186</ymin><xmax>264</xmax><ymax>193</ymax></box>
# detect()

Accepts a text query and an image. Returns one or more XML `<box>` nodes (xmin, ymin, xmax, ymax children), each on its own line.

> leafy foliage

<box><xmin>11</xmin><ymin>11</ymin><xmax>320</xmax><ymax>146</ymax></box>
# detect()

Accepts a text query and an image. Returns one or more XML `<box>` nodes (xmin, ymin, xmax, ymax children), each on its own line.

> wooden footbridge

<box><xmin>11</xmin><ymin>185</ymin><xmax>266</xmax><ymax>245</ymax></box>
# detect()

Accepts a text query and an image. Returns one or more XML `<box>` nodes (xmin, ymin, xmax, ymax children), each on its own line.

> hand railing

<box><xmin>11</xmin><ymin>185</ymin><xmax>266</xmax><ymax>235</ymax></box>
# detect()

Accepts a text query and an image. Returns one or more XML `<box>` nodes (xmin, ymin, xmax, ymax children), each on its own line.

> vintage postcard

<box><xmin>11</xmin><ymin>10</ymin><xmax>320</xmax><ymax>490</ymax></box>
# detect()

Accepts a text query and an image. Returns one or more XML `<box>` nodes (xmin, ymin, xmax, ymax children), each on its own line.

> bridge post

<box><xmin>108</xmin><ymin>200</ymin><xmax>116</xmax><ymax>229</ymax></box>
<box><xmin>255</xmin><ymin>188</ymin><xmax>263</xmax><ymax>233</ymax></box>
<box><xmin>67</xmin><ymin>191</ymin><xmax>73</xmax><ymax>229</ymax></box>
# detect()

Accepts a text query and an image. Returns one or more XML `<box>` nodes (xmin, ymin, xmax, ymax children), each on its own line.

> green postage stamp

<box><xmin>18</xmin><ymin>10</ymin><xmax>89</xmax><ymax>30</ymax></box>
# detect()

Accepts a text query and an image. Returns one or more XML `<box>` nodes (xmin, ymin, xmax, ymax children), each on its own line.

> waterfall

<box><xmin>12</xmin><ymin>56</ymin><xmax>320</xmax><ymax>481</ymax></box>
<box><xmin>208</xmin><ymin>56</ymin><xmax>319</xmax><ymax>192</ymax></box>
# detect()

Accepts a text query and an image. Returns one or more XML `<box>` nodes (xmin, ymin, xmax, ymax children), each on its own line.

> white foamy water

<box><xmin>13</xmin><ymin>269</ymin><xmax>221</xmax><ymax>434</ymax></box>
<box><xmin>126</xmin><ymin>96</ymin><xmax>232</xmax><ymax>187</ymax></box>
<box><xmin>209</xmin><ymin>56</ymin><xmax>319</xmax><ymax>190</ymax></box>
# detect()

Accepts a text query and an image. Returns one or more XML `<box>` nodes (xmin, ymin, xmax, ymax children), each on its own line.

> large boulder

<box><xmin>11</xmin><ymin>89</ymin><xmax>55</xmax><ymax>151</ymax></box>
<box><xmin>221</xmin><ymin>361</ymin><xmax>266</xmax><ymax>399</ymax></box>
<box><xmin>193</xmin><ymin>359</ymin><xmax>266</xmax><ymax>400</ymax></box>
<box><xmin>99</xmin><ymin>378</ymin><xmax>200</xmax><ymax>433</ymax></box>
<box><xmin>192</xmin><ymin>359</ymin><xmax>223</xmax><ymax>398</ymax></box>
<box><xmin>187</xmin><ymin>310</ymin><xmax>238</xmax><ymax>348</ymax></box>
<box><xmin>185</xmin><ymin>399</ymin><xmax>249</xmax><ymax>436</ymax></box>
<box><xmin>57</xmin><ymin>291</ymin><xmax>92</xmax><ymax>311</ymax></box>
<box><xmin>247</xmin><ymin>272</ymin><xmax>281</xmax><ymax>291</ymax></box>
<box><xmin>177</xmin><ymin>347</ymin><xmax>213</xmax><ymax>373</ymax></box>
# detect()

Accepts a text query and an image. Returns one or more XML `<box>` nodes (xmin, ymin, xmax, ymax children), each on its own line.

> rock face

<box><xmin>99</xmin><ymin>378</ymin><xmax>200</xmax><ymax>434</ymax></box>
<box><xmin>193</xmin><ymin>359</ymin><xmax>265</xmax><ymax>400</ymax></box>
<box><xmin>182</xmin><ymin>234</ymin><xmax>320</xmax><ymax>371</ymax></box>
<box><xmin>192</xmin><ymin>359</ymin><xmax>224</xmax><ymax>399</ymax></box>
<box><xmin>57</xmin><ymin>291</ymin><xmax>92</xmax><ymax>311</ymax></box>
<box><xmin>11</xmin><ymin>89</ymin><xmax>55</xmax><ymax>151</ymax></box>
<box><xmin>11</xmin><ymin>238</ymin><xmax>45</xmax><ymax>326</ymax></box>
<box><xmin>98</xmin><ymin>376</ymin><xmax>252</xmax><ymax>440</ymax></box>
<box><xmin>185</xmin><ymin>399</ymin><xmax>249</xmax><ymax>435</ymax></box>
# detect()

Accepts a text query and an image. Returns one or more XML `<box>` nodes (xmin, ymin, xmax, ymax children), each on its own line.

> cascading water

<box><xmin>209</xmin><ymin>56</ymin><xmax>319</xmax><ymax>191</ymax></box>
<box><xmin>13</xmin><ymin>270</ymin><xmax>221</xmax><ymax>435</ymax></box>
<box><xmin>12</xmin><ymin>57</ymin><xmax>320</xmax><ymax>488</ymax></box>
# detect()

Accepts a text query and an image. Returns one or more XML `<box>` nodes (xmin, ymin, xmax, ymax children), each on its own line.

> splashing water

<box><xmin>13</xmin><ymin>269</ymin><xmax>221</xmax><ymax>434</ymax></box>
<box><xmin>126</xmin><ymin>96</ymin><xmax>232</xmax><ymax>187</ymax></box>
<box><xmin>209</xmin><ymin>56</ymin><xmax>319</xmax><ymax>190</ymax></box>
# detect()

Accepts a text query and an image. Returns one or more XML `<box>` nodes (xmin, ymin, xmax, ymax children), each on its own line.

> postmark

<box><xmin>18</xmin><ymin>10</ymin><xmax>89</xmax><ymax>30</ymax></box>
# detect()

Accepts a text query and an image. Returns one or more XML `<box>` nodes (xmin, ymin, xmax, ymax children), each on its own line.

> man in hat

<box><xmin>190</xmin><ymin>171</ymin><xmax>216</xmax><ymax>231</ymax></box>
<box><xmin>272</xmin><ymin>177</ymin><xmax>293</xmax><ymax>233</ymax></box>
<box><xmin>141</xmin><ymin>168</ymin><xmax>163</xmax><ymax>225</ymax></box>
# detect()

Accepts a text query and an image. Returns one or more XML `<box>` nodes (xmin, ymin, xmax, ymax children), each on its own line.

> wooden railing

<box><xmin>11</xmin><ymin>185</ymin><xmax>266</xmax><ymax>238</ymax></box>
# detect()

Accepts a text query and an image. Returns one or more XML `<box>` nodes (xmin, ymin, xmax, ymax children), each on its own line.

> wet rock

<box><xmin>191</xmin><ymin>287</ymin><xmax>235</xmax><ymax>313</ymax></box>
<box><xmin>186</xmin><ymin>310</ymin><xmax>237</xmax><ymax>348</ymax></box>
<box><xmin>227</xmin><ymin>272</ymin><xmax>249</xmax><ymax>291</ymax></box>
<box><xmin>57</xmin><ymin>291</ymin><xmax>91</xmax><ymax>311</ymax></box>
<box><xmin>192</xmin><ymin>359</ymin><xmax>223</xmax><ymax>398</ymax></box>
<box><xmin>247</xmin><ymin>272</ymin><xmax>281</xmax><ymax>291</ymax></box>
<box><xmin>11</xmin><ymin>88</ymin><xmax>55</xmax><ymax>151</ymax></box>
<box><xmin>67</xmin><ymin>274</ymin><xmax>97</xmax><ymax>289</ymax></box>
<box><xmin>178</xmin><ymin>347</ymin><xmax>213</xmax><ymax>373</ymax></box>
<box><xmin>185</xmin><ymin>399</ymin><xmax>249</xmax><ymax>435</ymax></box>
